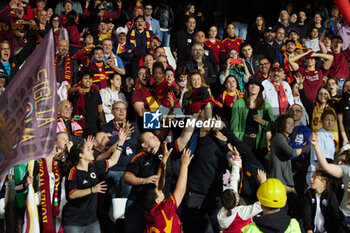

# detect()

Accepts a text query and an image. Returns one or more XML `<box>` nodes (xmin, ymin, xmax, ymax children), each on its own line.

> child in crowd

<box><xmin>217</xmin><ymin>144</ymin><xmax>264</xmax><ymax>233</ymax></box>
<box><xmin>143</xmin><ymin>147</ymin><xmax>193</xmax><ymax>233</ymax></box>
<box><xmin>303</xmin><ymin>170</ymin><xmax>343</xmax><ymax>233</ymax></box>
<box><xmin>307</xmin><ymin>109</ymin><xmax>337</xmax><ymax>185</ymax></box>
<box><xmin>242</xmin><ymin>178</ymin><xmax>302</xmax><ymax>232</ymax></box>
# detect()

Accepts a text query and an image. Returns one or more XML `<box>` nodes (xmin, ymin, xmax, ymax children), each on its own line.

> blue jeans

<box><xmin>124</xmin><ymin>199</ymin><xmax>145</xmax><ymax>233</ymax></box>
<box><xmin>159</xmin><ymin>30</ymin><xmax>171</xmax><ymax>47</ymax></box>
<box><xmin>63</xmin><ymin>221</ymin><xmax>100</xmax><ymax>233</ymax></box>
<box><xmin>337</xmin><ymin>78</ymin><xmax>347</xmax><ymax>94</ymax></box>
<box><xmin>234</xmin><ymin>22</ymin><xmax>248</xmax><ymax>40</ymax></box>
<box><xmin>106</xmin><ymin>170</ymin><xmax>131</xmax><ymax>198</ymax></box>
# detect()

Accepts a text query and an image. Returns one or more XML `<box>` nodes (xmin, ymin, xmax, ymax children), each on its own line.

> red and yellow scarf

<box><xmin>270</xmin><ymin>78</ymin><xmax>289</xmax><ymax>115</ymax></box>
<box><xmin>220</xmin><ymin>90</ymin><xmax>243</xmax><ymax>108</ymax></box>
<box><xmin>70</xmin><ymin>83</ymin><xmax>100</xmax><ymax>128</ymax></box>
<box><xmin>130</xmin><ymin>30</ymin><xmax>151</xmax><ymax>56</ymax></box>
<box><xmin>139</xmin><ymin>86</ymin><xmax>159</xmax><ymax>111</ymax></box>
<box><xmin>38</xmin><ymin>158</ymin><xmax>61</xmax><ymax>233</ymax></box>
<box><xmin>55</xmin><ymin>54</ymin><xmax>73</xmax><ymax>85</ymax></box>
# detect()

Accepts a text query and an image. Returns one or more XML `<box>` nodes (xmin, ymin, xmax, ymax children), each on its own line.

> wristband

<box><xmin>90</xmin><ymin>187</ymin><xmax>93</xmax><ymax>194</ymax></box>
<box><xmin>141</xmin><ymin>178</ymin><xmax>145</xmax><ymax>185</ymax></box>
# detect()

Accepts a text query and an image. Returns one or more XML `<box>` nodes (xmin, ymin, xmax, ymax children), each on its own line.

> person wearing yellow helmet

<box><xmin>241</xmin><ymin>178</ymin><xmax>302</xmax><ymax>233</ymax></box>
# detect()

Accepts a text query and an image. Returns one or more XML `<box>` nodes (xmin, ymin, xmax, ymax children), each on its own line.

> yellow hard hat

<box><xmin>257</xmin><ymin>178</ymin><xmax>287</xmax><ymax>208</ymax></box>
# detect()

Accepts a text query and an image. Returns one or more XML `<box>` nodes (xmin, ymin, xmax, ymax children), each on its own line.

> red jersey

<box><xmin>72</xmin><ymin>48</ymin><xmax>93</xmax><ymax>66</ymax></box>
<box><xmin>298</xmin><ymin>67</ymin><xmax>325</xmax><ymax>102</ymax></box>
<box><xmin>217</xmin><ymin>90</ymin><xmax>243</xmax><ymax>108</ymax></box>
<box><xmin>144</xmin><ymin>195</ymin><xmax>183</xmax><ymax>233</ymax></box>
<box><xmin>220</xmin><ymin>37</ymin><xmax>244</xmax><ymax>55</ymax></box>
<box><xmin>326</xmin><ymin>49</ymin><xmax>350</xmax><ymax>79</ymax></box>
<box><xmin>204</xmin><ymin>38</ymin><xmax>221</xmax><ymax>64</ymax></box>
<box><xmin>153</xmin><ymin>78</ymin><xmax>180</xmax><ymax>108</ymax></box>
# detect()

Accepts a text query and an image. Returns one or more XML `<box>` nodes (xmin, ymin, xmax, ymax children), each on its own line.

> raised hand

<box><xmin>257</xmin><ymin>169</ymin><xmax>267</xmax><ymax>184</ymax></box>
<box><xmin>181</xmin><ymin>148</ymin><xmax>193</xmax><ymax>166</ymax></box>
<box><xmin>162</xmin><ymin>141</ymin><xmax>173</xmax><ymax>161</ymax></box>
<box><xmin>215</xmin><ymin>115</ymin><xmax>225</xmax><ymax>130</ymax></box>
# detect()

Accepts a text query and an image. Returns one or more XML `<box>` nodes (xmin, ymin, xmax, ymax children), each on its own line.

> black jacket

<box><xmin>153</xmin><ymin>3</ymin><xmax>174</xmax><ymax>29</ymax></box>
<box><xmin>0</xmin><ymin>38</ymin><xmax>36</xmax><ymax>83</ymax></box>
<box><xmin>185</xmin><ymin>58</ymin><xmax>216</xmax><ymax>85</ymax></box>
<box><xmin>303</xmin><ymin>188</ymin><xmax>344</xmax><ymax>233</ymax></box>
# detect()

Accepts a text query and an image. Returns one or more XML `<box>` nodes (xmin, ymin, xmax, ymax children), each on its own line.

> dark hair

<box><xmin>135</xmin><ymin>132</ymin><xmax>147</xmax><ymax>152</ymax></box>
<box><xmin>154</xmin><ymin>46</ymin><xmax>165</xmax><ymax>54</ymax></box>
<box><xmin>92</xmin><ymin>46</ymin><xmax>103</xmax><ymax>55</ymax></box>
<box><xmin>142</xmin><ymin>187</ymin><xmax>158</xmax><ymax>211</ymax></box>
<box><xmin>62</xmin><ymin>142</ymin><xmax>85</xmax><ymax>175</ymax></box>
<box><xmin>340</xmin><ymin>149</ymin><xmax>350</xmax><ymax>164</ymax></box>
<box><xmin>243</xmin><ymin>85</ymin><xmax>265</xmax><ymax>110</ymax></box>
<box><xmin>272</xmin><ymin>114</ymin><xmax>293</xmax><ymax>138</ymax></box>
<box><xmin>255</xmin><ymin>15</ymin><xmax>266</xmax><ymax>32</ymax></box>
<box><xmin>50</xmin><ymin>14</ymin><xmax>60</xmax><ymax>26</ymax></box>
<box><xmin>331</xmin><ymin>35</ymin><xmax>343</xmax><ymax>43</ymax></box>
<box><xmin>224</xmin><ymin>75</ymin><xmax>238</xmax><ymax>89</ymax></box>
<box><xmin>315</xmin><ymin>86</ymin><xmax>330</xmax><ymax>105</ymax></box>
<box><xmin>107</xmin><ymin>73</ymin><xmax>121</xmax><ymax>86</ymax></box>
<box><xmin>152</xmin><ymin>61</ymin><xmax>164</xmax><ymax>74</ymax></box>
<box><xmin>326</xmin><ymin>77</ymin><xmax>338</xmax><ymax>86</ymax></box>
<box><xmin>240</xmin><ymin>43</ymin><xmax>253</xmax><ymax>57</ymax></box>
<box><xmin>186</xmin><ymin>15</ymin><xmax>196</xmax><ymax>22</ymax></box>
<box><xmin>321</xmin><ymin>108</ymin><xmax>337</xmax><ymax>121</ymax></box>
<box><xmin>221</xmin><ymin>189</ymin><xmax>238</xmax><ymax>211</ymax></box>
<box><xmin>78</xmin><ymin>67</ymin><xmax>93</xmax><ymax>80</ymax></box>
<box><xmin>65</xmin><ymin>10</ymin><xmax>77</xmax><ymax>26</ymax></box>
<box><xmin>175</xmin><ymin>65</ymin><xmax>190</xmax><ymax>82</ymax></box>
<box><xmin>313</xmin><ymin>170</ymin><xmax>331</xmax><ymax>190</ymax></box>
<box><xmin>134</xmin><ymin>15</ymin><xmax>145</xmax><ymax>22</ymax></box>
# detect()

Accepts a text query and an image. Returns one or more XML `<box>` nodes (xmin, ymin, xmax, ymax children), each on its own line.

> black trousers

<box><xmin>181</xmin><ymin>192</ymin><xmax>222</xmax><ymax>233</ymax></box>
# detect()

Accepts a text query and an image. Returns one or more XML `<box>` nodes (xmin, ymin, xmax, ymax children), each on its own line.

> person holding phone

<box><xmin>220</xmin><ymin>48</ymin><xmax>251</xmax><ymax>92</ymax></box>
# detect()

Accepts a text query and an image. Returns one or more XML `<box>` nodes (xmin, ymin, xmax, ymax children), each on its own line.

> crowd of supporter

<box><xmin>1</xmin><ymin>0</ymin><xmax>350</xmax><ymax>232</ymax></box>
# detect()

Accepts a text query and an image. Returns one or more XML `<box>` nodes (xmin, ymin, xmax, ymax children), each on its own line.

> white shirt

<box><xmin>262</xmin><ymin>79</ymin><xmax>294</xmax><ymax>119</ymax></box>
<box><xmin>314</xmin><ymin>194</ymin><xmax>326</xmax><ymax>233</ymax></box>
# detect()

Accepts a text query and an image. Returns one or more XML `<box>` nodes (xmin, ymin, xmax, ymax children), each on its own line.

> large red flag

<box><xmin>0</xmin><ymin>30</ymin><xmax>57</xmax><ymax>176</ymax></box>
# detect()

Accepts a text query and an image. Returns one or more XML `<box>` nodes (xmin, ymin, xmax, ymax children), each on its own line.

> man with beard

<box><xmin>55</xmin><ymin>39</ymin><xmax>78</xmax><ymax>90</ymax></box>
<box><xmin>89</xmin><ymin>46</ymin><xmax>115</xmax><ymax>90</ymax></box>
<box><xmin>253</xmin><ymin>57</ymin><xmax>271</xmax><ymax>81</ymax></box>
<box><xmin>183</xmin><ymin>31</ymin><xmax>217</xmax><ymax>74</ymax></box>
<box><xmin>254</xmin><ymin>27</ymin><xmax>279</xmax><ymax>63</ymax></box>
<box><xmin>262</xmin><ymin>66</ymin><xmax>294</xmax><ymax>119</ymax></box>
<box><xmin>185</xmin><ymin>43</ymin><xmax>216</xmax><ymax>88</ymax></box>
<box><xmin>132</xmin><ymin>66</ymin><xmax>159</xmax><ymax>130</ymax></box>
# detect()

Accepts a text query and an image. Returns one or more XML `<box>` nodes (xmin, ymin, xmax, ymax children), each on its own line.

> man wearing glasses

<box><xmin>262</xmin><ymin>66</ymin><xmax>294</xmax><ymax>119</ymax></box>
<box><xmin>253</xmin><ymin>57</ymin><xmax>271</xmax><ymax>81</ymax></box>
<box><xmin>102</xmin><ymin>101</ymin><xmax>139</xmax><ymax>199</ymax></box>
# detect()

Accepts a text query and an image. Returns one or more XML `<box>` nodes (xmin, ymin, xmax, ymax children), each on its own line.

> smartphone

<box><xmin>231</xmin><ymin>59</ymin><xmax>242</xmax><ymax>64</ymax></box>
